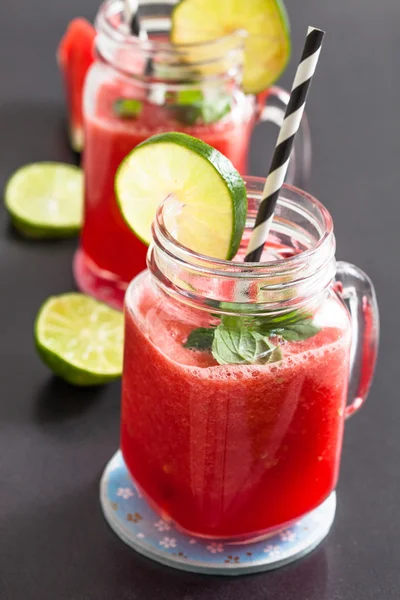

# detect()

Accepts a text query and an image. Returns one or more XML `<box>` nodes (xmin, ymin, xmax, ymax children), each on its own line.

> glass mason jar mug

<box><xmin>75</xmin><ymin>0</ymin><xmax>311</xmax><ymax>310</ymax></box>
<box><xmin>121</xmin><ymin>178</ymin><xmax>379</xmax><ymax>540</ymax></box>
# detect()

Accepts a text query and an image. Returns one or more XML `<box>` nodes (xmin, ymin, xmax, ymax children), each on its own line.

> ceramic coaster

<box><xmin>100</xmin><ymin>450</ymin><xmax>336</xmax><ymax>575</ymax></box>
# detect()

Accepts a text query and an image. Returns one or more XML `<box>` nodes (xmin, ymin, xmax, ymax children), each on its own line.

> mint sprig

<box><xmin>184</xmin><ymin>327</ymin><xmax>215</xmax><ymax>351</ymax></box>
<box><xmin>184</xmin><ymin>312</ymin><xmax>320</xmax><ymax>366</ymax></box>
<box><xmin>114</xmin><ymin>98</ymin><xmax>143</xmax><ymax>119</ymax></box>
<box><xmin>166</xmin><ymin>89</ymin><xmax>232</xmax><ymax>126</ymax></box>
<box><xmin>268</xmin><ymin>319</ymin><xmax>321</xmax><ymax>341</ymax></box>
<box><xmin>212</xmin><ymin>321</ymin><xmax>281</xmax><ymax>365</ymax></box>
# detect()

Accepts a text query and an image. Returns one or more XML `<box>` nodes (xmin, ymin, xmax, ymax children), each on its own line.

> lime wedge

<box><xmin>5</xmin><ymin>162</ymin><xmax>83</xmax><ymax>238</ymax></box>
<box><xmin>115</xmin><ymin>132</ymin><xmax>247</xmax><ymax>260</ymax></box>
<box><xmin>34</xmin><ymin>293</ymin><xmax>124</xmax><ymax>386</ymax></box>
<box><xmin>170</xmin><ymin>0</ymin><xmax>291</xmax><ymax>94</ymax></box>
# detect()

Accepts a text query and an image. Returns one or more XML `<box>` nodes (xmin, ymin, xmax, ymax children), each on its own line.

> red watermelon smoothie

<box><xmin>121</xmin><ymin>271</ymin><xmax>351</xmax><ymax>539</ymax></box>
<box><xmin>76</xmin><ymin>79</ymin><xmax>254</xmax><ymax>308</ymax></box>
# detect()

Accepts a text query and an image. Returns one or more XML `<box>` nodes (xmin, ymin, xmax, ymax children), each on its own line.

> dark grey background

<box><xmin>0</xmin><ymin>0</ymin><xmax>398</xmax><ymax>598</ymax></box>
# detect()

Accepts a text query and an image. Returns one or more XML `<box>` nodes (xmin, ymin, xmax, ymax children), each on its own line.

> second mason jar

<box><xmin>74</xmin><ymin>0</ymin><xmax>312</xmax><ymax>309</ymax></box>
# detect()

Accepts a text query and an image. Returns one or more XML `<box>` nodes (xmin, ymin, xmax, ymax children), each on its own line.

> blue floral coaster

<box><xmin>100</xmin><ymin>451</ymin><xmax>336</xmax><ymax>575</ymax></box>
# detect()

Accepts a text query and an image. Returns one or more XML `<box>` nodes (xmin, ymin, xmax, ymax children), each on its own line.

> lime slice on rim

<box><xmin>4</xmin><ymin>162</ymin><xmax>83</xmax><ymax>238</ymax></box>
<box><xmin>115</xmin><ymin>132</ymin><xmax>247</xmax><ymax>260</ymax></box>
<box><xmin>170</xmin><ymin>0</ymin><xmax>291</xmax><ymax>94</ymax></box>
<box><xmin>34</xmin><ymin>293</ymin><xmax>124</xmax><ymax>386</ymax></box>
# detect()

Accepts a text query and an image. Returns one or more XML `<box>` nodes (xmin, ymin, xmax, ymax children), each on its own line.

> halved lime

<box><xmin>4</xmin><ymin>162</ymin><xmax>83</xmax><ymax>238</ymax></box>
<box><xmin>34</xmin><ymin>293</ymin><xmax>124</xmax><ymax>386</ymax></box>
<box><xmin>170</xmin><ymin>0</ymin><xmax>291</xmax><ymax>94</ymax></box>
<box><xmin>115</xmin><ymin>132</ymin><xmax>247</xmax><ymax>260</ymax></box>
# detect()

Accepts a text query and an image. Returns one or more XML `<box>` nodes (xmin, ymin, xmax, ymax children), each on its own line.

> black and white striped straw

<box><xmin>245</xmin><ymin>26</ymin><xmax>325</xmax><ymax>263</ymax></box>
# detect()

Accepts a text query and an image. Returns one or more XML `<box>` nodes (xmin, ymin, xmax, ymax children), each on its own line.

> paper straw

<box><xmin>245</xmin><ymin>26</ymin><xmax>325</xmax><ymax>263</ymax></box>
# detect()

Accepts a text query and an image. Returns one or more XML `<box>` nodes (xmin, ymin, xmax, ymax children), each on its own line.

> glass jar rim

<box><xmin>152</xmin><ymin>178</ymin><xmax>334</xmax><ymax>277</ymax></box>
<box><xmin>143</xmin><ymin>178</ymin><xmax>337</xmax><ymax>315</ymax></box>
<box><xmin>95</xmin><ymin>0</ymin><xmax>248</xmax><ymax>81</ymax></box>
<box><xmin>96</xmin><ymin>0</ymin><xmax>247</xmax><ymax>53</ymax></box>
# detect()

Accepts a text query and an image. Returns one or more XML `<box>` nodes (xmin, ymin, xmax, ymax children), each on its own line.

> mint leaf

<box><xmin>220</xmin><ymin>314</ymin><xmax>242</xmax><ymax>329</ymax></box>
<box><xmin>244</xmin><ymin>311</ymin><xmax>321</xmax><ymax>343</ymax></box>
<box><xmin>114</xmin><ymin>99</ymin><xmax>143</xmax><ymax>119</ymax></box>
<box><xmin>212</xmin><ymin>323</ymin><xmax>256</xmax><ymax>365</ymax></box>
<box><xmin>211</xmin><ymin>323</ymin><xmax>280</xmax><ymax>365</ymax></box>
<box><xmin>166</xmin><ymin>89</ymin><xmax>232</xmax><ymax>126</ymax></box>
<box><xmin>166</xmin><ymin>89</ymin><xmax>202</xmax><ymax>125</ymax></box>
<box><xmin>250</xmin><ymin>310</ymin><xmax>312</xmax><ymax>331</ymax></box>
<box><xmin>269</xmin><ymin>345</ymin><xmax>284</xmax><ymax>363</ymax></box>
<box><xmin>270</xmin><ymin>318</ymin><xmax>321</xmax><ymax>342</ymax></box>
<box><xmin>184</xmin><ymin>327</ymin><xmax>214</xmax><ymax>351</ymax></box>
<box><xmin>250</xmin><ymin>332</ymin><xmax>282</xmax><ymax>364</ymax></box>
<box><xmin>174</xmin><ymin>89</ymin><xmax>204</xmax><ymax>105</ymax></box>
<box><xmin>201</xmin><ymin>94</ymin><xmax>231</xmax><ymax>124</ymax></box>
<box><xmin>182</xmin><ymin>311</ymin><xmax>320</xmax><ymax>365</ymax></box>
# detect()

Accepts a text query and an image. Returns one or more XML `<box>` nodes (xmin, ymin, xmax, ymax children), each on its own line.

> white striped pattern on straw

<box><xmin>245</xmin><ymin>26</ymin><xmax>325</xmax><ymax>263</ymax></box>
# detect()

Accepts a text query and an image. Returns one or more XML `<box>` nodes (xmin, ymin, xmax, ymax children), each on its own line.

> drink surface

<box><xmin>81</xmin><ymin>80</ymin><xmax>254</xmax><ymax>283</ymax></box>
<box><xmin>121</xmin><ymin>271</ymin><xmax>351</xmax><ymax>538</ymax></box>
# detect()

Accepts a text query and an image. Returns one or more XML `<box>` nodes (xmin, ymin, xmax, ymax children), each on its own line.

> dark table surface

<box><xmin>0</xmin><ymin>0</ymin><xmax>398</xmax><ymax>598</ymax></box>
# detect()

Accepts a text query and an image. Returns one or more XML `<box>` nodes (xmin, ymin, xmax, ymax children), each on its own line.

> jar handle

<box><xmin>335</xmin><ymin>261</ymin><xmax>380</xmax><ymax>419</ymax></box>
<box><xmin>256</xmin><ymin>86</ymin><xmax>312</xmax><ymax>189</ymax></box>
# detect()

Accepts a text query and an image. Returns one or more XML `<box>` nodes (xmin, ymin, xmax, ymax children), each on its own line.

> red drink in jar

<box><xmin>74</xmin><ymin>1</ymin><xmax>311</xmax><ymax>309</ymax></box>
<box><xmin>120</xmin><ymin>180</ymin><xmax>379</xmax><ymax>539</ymax></box>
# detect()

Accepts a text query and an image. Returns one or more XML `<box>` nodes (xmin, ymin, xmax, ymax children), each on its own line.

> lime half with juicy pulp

<box><xmin>4</xmin><ymin>162</ymin><xmax>83</xmax><ymax>238</ymax></box>
<box><xmin>171</xmin><ymin>0</ymin><xmax>291</xmax><ymax>94</ymax></box>
<box><xmin>115</xmin><ymin>132</ymin><xmax>247</xmax><ymax>260</ymax></box>
<box><xmin>34</xmin><ymin>293</ymin><xmax>124</xmax><ymax>386</ymax></box>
